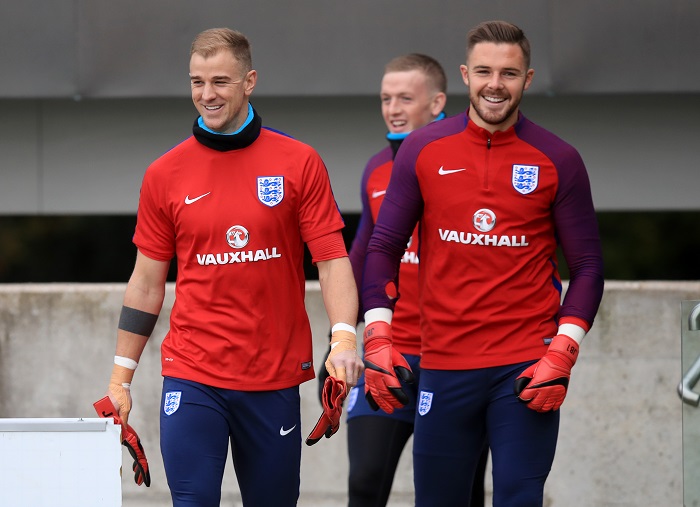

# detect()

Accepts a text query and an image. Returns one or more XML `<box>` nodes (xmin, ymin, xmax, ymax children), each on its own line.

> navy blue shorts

<box><xmin>346</xmin><ymin>353</ymin><xmax>421</xmax><ymax>424</ymax></box>
<box><xmin>413</xmin><ymin>362</ymin><xmax>560</xmax><ymax>507</ymax></box>
<box><xmin>160</xmin><ymin>377</ymin><xmax>301</xmax><ymax>507</ymax></box>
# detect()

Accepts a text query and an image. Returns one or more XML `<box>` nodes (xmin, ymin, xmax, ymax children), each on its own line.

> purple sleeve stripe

<box><xmin>517</xmin><ymin>117</ymin><xmax>605</xmax><ymax>326</ymax></box>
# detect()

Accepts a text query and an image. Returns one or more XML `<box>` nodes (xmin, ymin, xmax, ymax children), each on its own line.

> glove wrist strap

<box><xmin>363</xmin><ymin>321</ymin><xmax>392</xmax><ymax>344</ymax></box>
<box><xmin>550</xmin><ymin>334</ymin><xmax>579</xmax><ymax>366</ymax></box>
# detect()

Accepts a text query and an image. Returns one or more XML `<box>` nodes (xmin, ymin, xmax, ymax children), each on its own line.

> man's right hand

<box><xmin>363</xmin><ymin>321</ymin><xmax>414</xmax><ymax>414</ymax></box>
<box><xmin>109</xmin><ymin>364</ymin><xmax>134</xmax><ymax>427</ymax></box>
<box><xmin>94</xmin><ymin>396</ymin><xmax>151</xmax><ymax>487</ymax></box>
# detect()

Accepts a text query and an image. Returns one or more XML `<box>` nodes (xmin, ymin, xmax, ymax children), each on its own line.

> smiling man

<box><xmin>360</xmin><ymin>21</ymin><xmax>604</xmax><ymax>506</ymax></box>
<box><xmin>341</xmin><ymin>53</ymin><xmax>491</xmax><ymax>507</ymax></box>
<box><xmin>331</xmin><ymin>54</ymin><xmax>486</xmax><ymax>507</ymax></box>
<box><xmin>189</xmin><ymin>38</ymin><xmax>255</xmax><ymax>134</ymax></box>
<box><xmin>99</xmin><ymin>27</ymin><xmax>363</xmax><ymax>507</ymax></box>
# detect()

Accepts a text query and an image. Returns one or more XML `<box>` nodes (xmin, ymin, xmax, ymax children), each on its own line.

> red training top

<box><xmin>135</xmin><ymin>115</ymin><xmax>345</xmax><ymax>390</ymax></box>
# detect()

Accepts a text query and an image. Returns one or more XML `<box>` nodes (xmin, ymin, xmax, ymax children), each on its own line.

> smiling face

<box><xmin>380</xmin><ymin>69</ymin><xmax>446</xmax><ymax>135</ymax></box>
<box><xmin>189</xmin><ymin>49</ymin><xmax>257</xmax><ymax>134</ymax></box>
<box><xmin>460</xmin><ymin>42</ymin><xmax>534</xmax><ymax>133</ymax></box>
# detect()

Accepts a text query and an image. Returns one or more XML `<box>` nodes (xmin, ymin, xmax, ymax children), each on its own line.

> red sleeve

<box><xmin>298</xmin><ymin>151</ymin><xmax>345</xmax><ymax>243</ymax></box>
<box><xmin>307</xmin><ymin>230</ymin><xmax>348</xmax><ymax>264</ymax></box>
<box><xmin>133</xmin><ymin>162</ymin><xmax>176</xmax><ymax>262</ymax></box>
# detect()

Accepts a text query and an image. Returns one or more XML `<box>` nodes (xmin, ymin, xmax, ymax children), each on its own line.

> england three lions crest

<box><xmin>164</xmin><ymin>391</ymin><xmax>181</xmax><ymax>416</ymax></box>
<box><xmin>418</xmin><ymin>390</ymin><xmax>433</xmax><ymax>416</ymax></box>
<box><xmin>258</xmin><ymin>176</ymin><xmax>284</xmax><ymax>207</ymax></box>
<box><xmin>512</xmin><ymin>165</ymin><xmax>539</xmax><ymax>195</ymax></box>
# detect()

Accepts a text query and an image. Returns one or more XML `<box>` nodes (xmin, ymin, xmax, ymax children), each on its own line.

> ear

<box><xmin>244</xmin><ymin>70</ymin><xmax>257</xmax><ymax>97</ymax></box>
<box><xmin>460</xmin><ymin>65</ymin><xmax>469</xmax><ymax>87</ymax></box>
<box><xmin>523</xmin><ymin>68</ymin><xmax>535</xmax><ymax>91</ymax></box>
<box><xmin>430</xmin><ymin>92</ymin><xmax>447</xmax><ymax>117</ymax></box>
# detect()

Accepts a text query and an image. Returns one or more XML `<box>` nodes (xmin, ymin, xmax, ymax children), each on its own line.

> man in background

<box><xmin>321</xmin><ymin>53</ymin><xmax>487</xmax><ymax>506</ymax></box>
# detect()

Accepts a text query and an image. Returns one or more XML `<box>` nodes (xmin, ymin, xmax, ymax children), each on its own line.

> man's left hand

<box><xmin>514</xmin><ymin>334</ymin><xmax>579</xmax><ymax>412</ymax></box>
<box><xmin>325</xmin><ymin>329</ymin><xmax>363</xmax><ymax>387</ymax></box>
<box><xmin>317</xmin><ymin>344</ymin><xmax>331</xmax><ymax>406</ymax></box>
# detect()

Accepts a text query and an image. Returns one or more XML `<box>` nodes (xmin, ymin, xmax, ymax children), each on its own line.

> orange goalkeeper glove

<box><xmin>514</xmin><ymin>334</ymin><xmax>579</xmax><ymax>412</ymax></box>
<box><xmin>363</xmin><ymin>321</ymin><xmax>414</xmax><ymax>414</ymax></box>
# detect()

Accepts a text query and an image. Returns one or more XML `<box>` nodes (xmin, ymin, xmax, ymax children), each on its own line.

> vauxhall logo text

<box><xmin>401</xmin><ymin>236</ymin><xmax>419</xmax><ymax>264</ymax></box>
<box><xmin>438</xmin><ymin>208</ymin><xmax>529</xmax><ymax>248</ymax></box>
<box><xmin>196</xmin><ymin>249</ymin><xmax>282</xmax><ymax>265</ymax></box>
<box><xmin>196</xmin><ymin>225</ymin><xmax>282</xmax><ymax>265</ymax></box>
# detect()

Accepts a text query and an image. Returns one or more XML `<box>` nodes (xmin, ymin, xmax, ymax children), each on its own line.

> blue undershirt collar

<box><xmin>385</xmin><ymin>111</ymin><xmax>446</xmax><ymax>141</ymax></box>
<box><xmin>197</xmin><ymin>103</ymin><xmax>254</xmax><ymax>135</ymax></box>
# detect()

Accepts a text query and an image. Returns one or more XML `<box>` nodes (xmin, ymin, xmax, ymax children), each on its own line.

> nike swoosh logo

<box><xmin>438</xmin><ymin>166</ymin><xmax>467</xmax><ymax>175</ymax></box>
<box><xmin>371</xmin><ymin>189</ymin><xmax>387</xmax><ymax>198</ymax></box>
<box><xmin>184</xmin><ymin>192</ymin><xmax>211</xmax><ymax>205</ymax></box>
<box><xmin>280</xmin><ymin>425</ymin><xmax>296</xmax><ymax>436</ymax></box>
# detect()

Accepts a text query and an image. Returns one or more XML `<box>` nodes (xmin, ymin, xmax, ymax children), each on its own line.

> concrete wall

<box><xmin>0</xmin><ymin>281</ymin><xmax>697</xmax><ymax>506</ymax></box>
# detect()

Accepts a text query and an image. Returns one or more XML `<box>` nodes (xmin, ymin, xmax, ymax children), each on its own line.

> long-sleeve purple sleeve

<box><xmin>518</xmin><ymin>119</ymin><xmax>604</xmax><ymax>326</ymax></box>
<box><xmin>361</xmin><ymin>141</ymin><xmax>425</xmax><ymax>314</ymax></box>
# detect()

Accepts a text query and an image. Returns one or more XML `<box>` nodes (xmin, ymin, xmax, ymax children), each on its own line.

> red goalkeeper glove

<box><xmin>94</xmin><ymin>396</ymin><xmax>151</xmax><ymax>487</ymax></box>
<box><xmin>316</xmin><ymin>343</ymin><xmax>331</xmax><ymax>406</ymax></box>
<box><xmin>514</xmin><ymin>334</ymin><xmax>579</xmax><ymax>412</ymax></box>
<box><xmin>305</xmin><ymin>376</ymin><xmax>347</xmax><ymax>446</ymax></box>
<box><xmin>363</xmin><ymin>321</ymin><xmax>414</xmax><ymax>414</ymax></box>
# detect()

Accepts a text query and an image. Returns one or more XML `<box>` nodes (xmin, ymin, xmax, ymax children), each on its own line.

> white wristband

<box><xmin>331</xmin><ymin>322</ymin><xmax>356</xmax><ymax>335</ymax></box>
<box><xmin>557</xmin><ymin>323</ymin><xmax>586</xmax><ymax>345</ymax></box>
<box><xmin>114</xmin><ymin>355</ymin><xmax>138</xmax><ymax>370</ymax></box>
<box><xmin>364</xmin><ymin>308</ymin><xmax>392</xmax><ymax>325</ymax></box>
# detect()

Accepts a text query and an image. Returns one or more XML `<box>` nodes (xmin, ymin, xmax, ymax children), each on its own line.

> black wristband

<box><xmin>118</xmin><ymin>306</ymin><xmax>159</xmax><ymax>337</ymax></box>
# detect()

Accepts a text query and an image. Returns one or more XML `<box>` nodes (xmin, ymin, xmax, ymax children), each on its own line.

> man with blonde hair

<box><xmin>319</xmin><ymin>53</ymin><xmax>487</xmax><ymax>506</ymax></box>
<box><xmin>99</xmin><ymin>27</ymin><xmax>363</xmax><ymax>506</ymax></box>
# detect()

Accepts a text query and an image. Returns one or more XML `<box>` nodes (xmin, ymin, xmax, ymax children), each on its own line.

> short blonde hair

<box><xmin>190</xmin><ymin>28</ymin><xmax>252</xmax><ymax>72</ymax></box>
<box><xmin>384</xmin><ymin>53</ymin><xmax>447</xmax><ymax>94</ymax></box>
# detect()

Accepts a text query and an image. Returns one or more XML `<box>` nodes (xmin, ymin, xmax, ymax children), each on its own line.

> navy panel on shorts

<box><xmin>346</xmin><ymin>353</ymin><xmax>421</xmax><ymax>424</ymax></box>
<box><xmin>413</xmin><ymin>362</ymin><xmax>560</xmax><ymax>507</ymax></box>
<box><xmin>160</xmin><ymin>377</ymin><xmax>301</xmax><ymax>507</ymax></box>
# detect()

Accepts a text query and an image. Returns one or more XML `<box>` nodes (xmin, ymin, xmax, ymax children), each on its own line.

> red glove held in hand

<box><xmin>306</xmin><ymin>376</ymin><xmax>347</xmax><ymax>446</ymax></box>
<box><xmin>363</xmin><ymin>321</ymin><xmax>415</xmax><ymax>414</ymax></box>
<box><xmin>514</xmin><ymin>334</ymin><xmax>579</xmax><ymax>412</ymax></box>
<box><xmin>94</xmin><ymin>396</ymin><xmax>151</xmax><ymax>486</ymax></box>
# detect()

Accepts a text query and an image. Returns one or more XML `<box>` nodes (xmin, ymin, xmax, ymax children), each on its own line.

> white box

<box><xmin>0</xmin><ymin>418</ymin><xmax>122</xmax><ymax>507</ymax></box>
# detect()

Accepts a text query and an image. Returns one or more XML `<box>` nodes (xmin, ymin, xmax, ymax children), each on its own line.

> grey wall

<box><xmin>1</xmin><ymin>94</ymin><xmax>698</xmax><ymax>214</ymax></box>
<box><xmin>1</xmin><ymin>1</ymin><xmax>698</xmax><ymax>214</ymax></box>
<box><xmin>2</xmin><ymin>1</ymin><xmax>698</xmax><ymax>98</ymax></box>
<box><xmin>0</xmin><ymin>281</ymin><xmax>696</xmax><ymax>506</ymax></box>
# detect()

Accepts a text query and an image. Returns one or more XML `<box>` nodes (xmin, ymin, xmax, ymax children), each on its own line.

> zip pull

<box><xmin>487</xmin><ymin>137</ymin><xmax>492</xmax><ymax>149</ymax></box>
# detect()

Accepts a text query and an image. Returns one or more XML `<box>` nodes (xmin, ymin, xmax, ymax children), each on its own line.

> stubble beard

<box><xmin>469</xmin><ymin>90</ymin><xmax>522</xmax><ymax>127</ymax></box>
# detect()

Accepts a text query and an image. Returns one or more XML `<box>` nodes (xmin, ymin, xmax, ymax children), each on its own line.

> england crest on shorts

<box><xmin>512</xmin><ymin>164</ymin><xmax>539</xmax><ymax>195</ymax></box>
<box><xmin>418</xmin><ymin>390</ymin><xmax>434</xmax><ymax>416</ymax></box>
<box><xmin>257</xmin><ymin>176</ymin><xmax>284</xmax><ymax>207</ymax></box>
<box><xmin>164</xmin><ymin>391</ymin><xmax>181</xmax><ymax>416</ymax></box>
<box><xmin>346</xmin><ymin>387</ymin><xmax>359</xmax><ymax>413</ymax></box>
